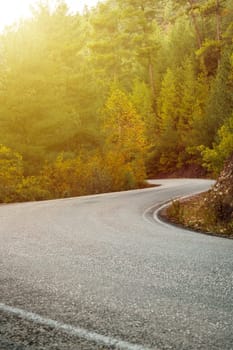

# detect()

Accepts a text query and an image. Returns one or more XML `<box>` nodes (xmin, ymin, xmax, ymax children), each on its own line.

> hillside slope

<box><xmin>164</xmin><ymin>152</ymin><xmax>233</xmax><ymax>237</ymax></box>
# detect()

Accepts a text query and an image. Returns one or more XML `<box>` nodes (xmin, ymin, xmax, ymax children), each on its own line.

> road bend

<box><xmin>0</xmin><ymin>179</ymin><xmax>232</xmax><ymax>350</ymax></box>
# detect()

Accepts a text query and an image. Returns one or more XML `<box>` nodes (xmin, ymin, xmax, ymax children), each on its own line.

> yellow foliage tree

<box><xmin>0</xmin><ymin>145</ymin><xmax>23</xmax><ymax>202</ymax></box>
<box><xmin>103</xmin><ymin>88</ymin><xmax>147</xmax><ymax>187</ymax></box>
<box><xmin>104</xmin><ymin>88</ymin><xmax>147</xmax><ymax>157</ymax></box>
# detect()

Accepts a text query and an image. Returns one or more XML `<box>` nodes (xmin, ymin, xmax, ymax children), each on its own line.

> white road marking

<box><xmin>143</xmin><ymin>188</ymin><xmax>214</xmax><ymax>228</ymax></box>
<box><xmin>0</xmin><ymin>303</ymin><xmax>155</xmax><ymax>350</ymax></box>
<box><xmin>153</xmin><ymin>202</ymin><xmax>177</xmax><ymax>229</ymax></box>
<box><xmin>152</xmin><ymin>190</ymin><xmax>212</xmax><ymax>229</ymax></box>
<box><xmin>142</xmin><ymin>203</ymin><xmax>165</xmax><ymax>225</ymax></box>
<box><xmin>142</xmin><ymin>198</ymin><xmax>179</xmax><ymax>226</ymax></box>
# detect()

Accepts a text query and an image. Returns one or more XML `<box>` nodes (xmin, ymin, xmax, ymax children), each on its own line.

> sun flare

<box><xmin>0</xmin><ymin>1</ymin><xmax>32</xmax><ymax>29</ymax></box>
<box><xmin>0</xmin><ymin>0</ymin><xmax>99</xmax><ymax>31</ymax></box>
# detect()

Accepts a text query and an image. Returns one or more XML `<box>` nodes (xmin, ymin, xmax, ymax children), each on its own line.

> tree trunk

<box><xmin>188</xmin><ymin>0</ymin><xmax>202</xmax><ymax>49</ymax></box>
<box><xmin>148</xmin><ymin>58</ymin><xmax>156</xmax><ymax>99</ymax></box>
<box><xmin>215</xmin><ymin>0</ymin><xmax>221</xmax><ymax>41</ymax></box>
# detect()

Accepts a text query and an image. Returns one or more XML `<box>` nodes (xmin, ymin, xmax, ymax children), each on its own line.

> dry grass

<box><xmin>162</xmin><ymin>193</ymin><xmax>233</xmax><ymax>238</ymax></box>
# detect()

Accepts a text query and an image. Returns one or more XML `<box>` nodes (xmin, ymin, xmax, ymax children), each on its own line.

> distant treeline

<box><xmin>0</xmin><ymin>0</ymin><xmax>232</xmax><ymax>202</ymax></box>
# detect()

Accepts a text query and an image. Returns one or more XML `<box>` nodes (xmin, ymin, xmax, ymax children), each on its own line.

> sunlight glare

<box><xmin>0</xmin><ymin>0</ymin><xmax>99</xmax><ymax>31</ymax></box>
<box><xmin>0</xmin><ymin>1</ymin><xmax>32</xmax><ymax>29</ymax></box>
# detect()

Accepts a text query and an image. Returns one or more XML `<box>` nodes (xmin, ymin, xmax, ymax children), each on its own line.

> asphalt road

<box><xmin>0</xmin><ymin>179</ymin><xmax>233</xmax><ymax>350</ymax></box>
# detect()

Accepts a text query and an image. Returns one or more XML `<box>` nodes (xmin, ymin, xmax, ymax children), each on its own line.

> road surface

<box><xmin>0</xmin><ymin>179</ymin><xmax>233</xmax><ymax>350</ymax></box>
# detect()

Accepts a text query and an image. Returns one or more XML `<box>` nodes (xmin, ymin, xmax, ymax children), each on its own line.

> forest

<box><xmin>0</xmin><ymin>0</ymin><xmax>232</xmax><ymax>203</ymax></box>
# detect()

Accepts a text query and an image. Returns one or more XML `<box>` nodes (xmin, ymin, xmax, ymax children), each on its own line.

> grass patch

<box><xmin>163</xmin><ymin>193</ymin><xmax>233</xmax><ymax>238</ymax></box>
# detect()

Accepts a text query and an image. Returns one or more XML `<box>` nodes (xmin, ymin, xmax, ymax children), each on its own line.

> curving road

<box><xmin>0</xmin><ymin>179</ymin><xmax>233</xmax><ymax>350</ymax></box>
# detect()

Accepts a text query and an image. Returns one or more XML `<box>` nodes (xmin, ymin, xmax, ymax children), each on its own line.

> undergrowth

<box><xmin>164</xmin><ymin>193</ymin><xmax>233</xmax><ymax>238</ymax></box>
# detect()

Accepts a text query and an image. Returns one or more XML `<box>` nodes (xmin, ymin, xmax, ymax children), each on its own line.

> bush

<box><xmin>0</xmin><ymin>145</ymin><xmax>23</xmax><ymax>202</ymax></box>
<box><xmin>16</xmin><ymin>176</ymin><xmax>51</xmax><ymax>202</ymax></box>
<box><xmin>201</xmin><ymin>114</ymin><xmax>233</xmax><ymax>175</ymax></box>
<box><xmin>167</xmin><ymin>200</ymin><xmax>184</xmax><ymax>222</ymax></box>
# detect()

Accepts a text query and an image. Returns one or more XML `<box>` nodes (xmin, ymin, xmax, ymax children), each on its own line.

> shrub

<box><xmin>16</xmin><ymin>176</ymin><xmax>51</xmax><ymax>202</ymax></box>
<box><xmin>0</xmin><ymin>145</ymin><xmax>23</xmax><ymax>202</ymax></box>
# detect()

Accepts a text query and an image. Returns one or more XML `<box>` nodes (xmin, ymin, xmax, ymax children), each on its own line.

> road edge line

<box><xmin>0</xmin><ymin>303</ymin><xmax>155</xmax><ymax>350</ymax></box>
<box><xmin>153</xmin><ymin>190</ymin><xmax>211</xmax><ymax>230</ymax></box>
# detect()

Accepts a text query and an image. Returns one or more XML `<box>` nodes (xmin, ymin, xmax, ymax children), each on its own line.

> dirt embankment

<box><xmin>160</xmin><ymin>153</ymin><xmax>233</xmax><ymax>238</ymax></box>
